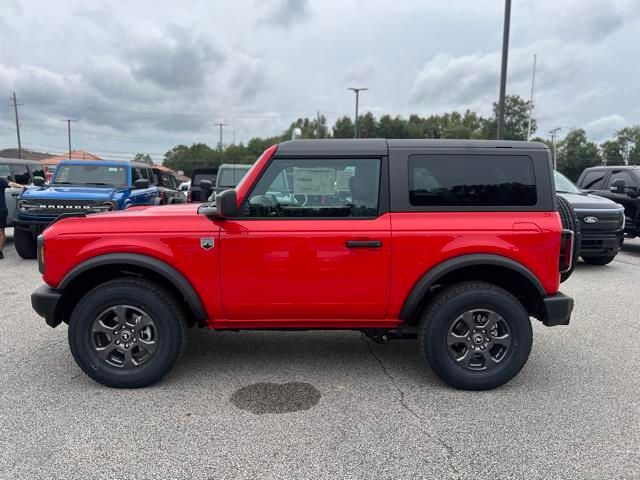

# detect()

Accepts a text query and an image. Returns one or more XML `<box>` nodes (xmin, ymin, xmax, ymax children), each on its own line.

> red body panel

<box><xmin>41</xmin><ymin>146</ymin><xmax>564</xmax><ymax>330</ymax></box>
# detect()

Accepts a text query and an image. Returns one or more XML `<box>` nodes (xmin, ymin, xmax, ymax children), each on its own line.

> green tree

<box><xmin>616</xmin><ymin>126</ymin><xmax>640</xmax><ymax>165</ymax></box>
<box><xmin>134</xmin><ymin>153</ymin><xmax>153</xmax><ymax>164</ymax></box>
<box><xmin>556</xmin><ymin>129</ymin><xmax>601</xmax><ymax>181</ymax></box>
<box><xmin>601</xmin><ymin>140</ymin><xmax>624</xmax><ymax>165</ymax></box>
<box><xmin>333</xmin><ymin>116</ymin><xmax>355</xmax><ymax>138</ymax></box>
<box><xmin>481</xmin><ymin>95</ymin><xmax>536</xmax><ymax>140</ymax></box>
<box><xmin>163</xmin><ymin>143</ymin><xmax>220</xmax><ymax>177</ymax></box>
<box><xmin>376</xmin><ymin>115</ymin><xmax>410</xmax><ymax>138</ymax></box>
<box><xmin>357</xmin><ymin>112</ymin><xmax>377</xmax><ymax>138</ymax></box>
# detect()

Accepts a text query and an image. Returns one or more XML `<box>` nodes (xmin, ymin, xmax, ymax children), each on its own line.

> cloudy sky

<box><xmin>1</xmin><ymin>0</ymin><xmax>639</xmax><ymax>161</ymax></box>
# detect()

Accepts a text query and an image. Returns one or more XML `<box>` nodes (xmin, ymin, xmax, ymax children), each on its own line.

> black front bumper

<box><xmin>541</xmin><ymin>293</ymin><xmax>574</xmax><ymax>327</ymax></box>
<box><xmin>580</xmin><ymin>231</ymin><xmax>624</xmax><ymax>257</ymax></box>
<box><xmin>13</xmin><ymin>218</ymin><xmax>52</xmax><ymax>235</ymax></box>
<box><xmin>31</xmin><ymin>285</ymin><xmax>63</xmax><ymax>328</ymax></box>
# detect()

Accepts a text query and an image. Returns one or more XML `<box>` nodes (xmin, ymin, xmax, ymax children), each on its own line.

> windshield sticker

<box><xmin>293</xmin><ymin>168</ymin><xmax>336</xmax><ymax>195</ymax></box>
<box><xmin>335</xmin><ymin>168</ymin><xmax>355</xmax><ymax>191</ymax></box>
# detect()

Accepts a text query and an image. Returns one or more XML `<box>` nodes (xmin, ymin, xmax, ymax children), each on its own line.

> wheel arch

<box><xmin>56</xmin><ymin>253</ymin><xmax>207</xmax><ymax>327</ymax></box>
<box><xmin>399</xmin><ymin>254</ymin><xmax>546</xmax><ymax>324</ymax></box>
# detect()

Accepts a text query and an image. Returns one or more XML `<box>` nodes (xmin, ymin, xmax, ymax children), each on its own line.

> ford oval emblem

<box><xmin>583</xmin><ymin>216</ymin><xmax>599</xmax><ymax>224</ymax></box>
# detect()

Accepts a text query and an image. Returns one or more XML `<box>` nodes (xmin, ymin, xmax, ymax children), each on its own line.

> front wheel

<box><xmin>14</xmin><ymin>228</ymin><xmax>38</xmax><ymax>259</ymax></box>
<box><xmin>418</xmin><ymin>281</ymin><xmax>533</xmax><ymax>390</ymax></box>
<box><xmin>582</xmin><ymin>255</ymin><xmax>616</xmax><ymax>265</ymax></box>
<box><xmin>68</xmin><ymin>278</ymin><xmax>186</xmax><ymax>388</ymax></box>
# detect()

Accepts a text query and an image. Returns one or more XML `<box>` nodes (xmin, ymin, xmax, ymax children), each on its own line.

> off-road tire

<box><xmin>14</xmin><ymin>228</ymin><xmax>37</xmax><ymax>259</ymax></box>
<box><xmin>557</xmin><ymin>195</ymin><xmax>580</xmax><ymax>283</ymax></box>
<box><xmin>581</xmin><ymin>255</ymin><xmax>616</xmax><ymax>266</ymax></box>
<box><xmin>418</xmin><ymin>281</ymin><xmax>533</xmax><ymax>390</ymax></box>
<box><xmin>68</xmin><ymin>278</ymin><xmax>186</xmax><ymax>388</ymax></box>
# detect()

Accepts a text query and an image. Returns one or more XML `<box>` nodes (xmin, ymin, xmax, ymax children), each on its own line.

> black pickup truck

<box><xmin>556</xmin><ymin>171</ymin><xmax>625</xmax><ymax>265</ymax></box>
<box><xmin>576</xmin><ymin>166</ymin><xmax>640</xmax><ymax>239</ymax></box>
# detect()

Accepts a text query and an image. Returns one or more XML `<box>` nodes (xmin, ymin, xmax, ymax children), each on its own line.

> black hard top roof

<box><xmin>0</xmin><ymin>156</ymin><xmax>44</xmax><ymax>165</ymax></box>
<box><xmin>276</xmin><ymin>139</ymin><xmax>548</xmax><ymax>156</ymax></box>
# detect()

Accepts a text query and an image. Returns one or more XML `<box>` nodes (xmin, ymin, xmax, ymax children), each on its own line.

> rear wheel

<box><xmin>68</xmin><ymin>278</ymin><xmax>186</xmax><ymax>388</ymax></box>
<box><xmin>556</xmin><ymin>195</ymin><xmax>580</xmax><ymax>283</ymax></box>
<box><xmin>582</xmin><ymin>255</ymin><xmax>616</xmax><ymax>265</ymax></box>
<box><xmin>14</xmin><ymin>228</ymin><xmax>37</xmax><ymax>259</ymax></box>
<box><xmin>418</xmin><ymin>281</ymin><xmax>533</xmax><ymax>390</ymax></box>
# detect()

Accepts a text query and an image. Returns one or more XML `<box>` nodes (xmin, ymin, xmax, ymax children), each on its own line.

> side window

<box><xmin>245</xmin><ymin>158</ymin><xmax>381</xmax><ymax>218</ymax></box>
<box><xmin>131</xmin><ymin>168</ymin><xmax>142</xmax><ymax>183</ymax></box>
<box><xmin>409</xmin><ymin>155</ymin><xmax>537</xmax><ymax>207</ymax></box>
<box><xmin>581</xmin><ymin>171</ymin><xmax>607</xmax><ymax>190</ymax></box>
<box><xmin>0</xmin><ymin>163</ymin><xmax>12</xmax><ymax>180</ymax></box>
<box><xmin>161</xmin><ymin>174</ymin><xmax>172</xmax><ymax>188</ymax></box>
<box><xmin>609</xmin><ymin>171</ymin><xmax>637</xmax><ymax>187</ymax></box>
<box><xmin>11</xmin><ymin>164</ymin><xmax>30</xmax><ymax>184</ymax></box>
<box><xmin>30</xmin><ymin>166</ymin><xmax>45</xmax><ymax>180</ymax></box>
<box><xmin>146</xmin><ymin>169</ymin><xmax>155</xmax><ymax>183</ymax></box>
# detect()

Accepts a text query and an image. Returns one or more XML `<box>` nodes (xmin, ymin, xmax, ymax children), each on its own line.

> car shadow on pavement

<box><xmin>175</xmin><ymin>329</ymin><xmax>444</xmax><ymax>389</ymax></box>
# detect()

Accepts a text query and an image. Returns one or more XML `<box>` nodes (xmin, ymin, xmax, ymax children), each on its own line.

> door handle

<box><xmin>11</xmin><ymin>193</ymin><xmax>20</xmax><ymax>197</ymax></box>
<box><xmin>345</xmin><ymin>240</ymin><xmax>383</xmax><ymax>248</ymax></box>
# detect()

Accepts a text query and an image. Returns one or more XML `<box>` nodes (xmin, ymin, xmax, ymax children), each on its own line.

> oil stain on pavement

<box><xmin>230</xmin><ymin>382</ymin><xmax>321</xmax><ymax>414</ymax></box>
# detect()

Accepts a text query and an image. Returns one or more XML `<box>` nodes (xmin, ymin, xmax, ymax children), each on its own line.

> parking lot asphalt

<box><xmin>1</xmin><ymin>227</ymin><xmax>639</xmax><ymax>480</ymax></box>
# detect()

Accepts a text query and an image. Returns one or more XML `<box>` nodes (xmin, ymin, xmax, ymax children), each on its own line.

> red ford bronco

<box><xmin>31</xmin><ymin>139</ymin><xmax>575</xmax><ymax>390</ymax></box>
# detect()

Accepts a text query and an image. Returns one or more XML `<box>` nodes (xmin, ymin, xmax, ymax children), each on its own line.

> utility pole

<box><xmin>549</xmin><ymin>127</ymin><xmax>561</xmax><ymax>169</ymax></box>
<box><xmin>527</xmin><ymin>54</ymin><xmax>537</xmax><ymax>141</ymax></box>
<box><xmin>215</xmin><ymin>123</ymin><xmax>228</xmax><ymax>153</ymax></box>
<box><xmin>348</xmin><ymin>87</ymin><xmax>368</xmax><ymax>138</ymax></box>
<box><xmin>316</xmin><ymin>110</ymin><xmax>321</xmax><ymax>139</ymax></box>
<box><xmin>9</xmin><ymin>92</ymin><xmax>23</xmax><ymax>159</ymax></box>
<box><xmin>61</xmin><ymin>119</ymin><xmax>76</xmax><ymax>159</ymax></box>
<box><xmin>497</xmin><ymin>0</ymin><xmax>512</xmax><ymax>140</ymax></box>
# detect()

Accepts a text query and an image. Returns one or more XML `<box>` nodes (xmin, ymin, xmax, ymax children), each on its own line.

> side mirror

<box><xmin>610</xmin><ymin>178</ymin><xmax>625</xmax><ymax>194</ymax></box>
<box><xmin>215</xmin><ymin>189</ymin><xmax>238</xmax><ymax>218</ymax></box>
<box><xmin>134</xmin><ymin>178</ymin><xmax>150</xmax><ymax>189</ymax></box>
<box><xmin>33</xmin><ymin>176</ymin><xmax>45</xmax><ymax>187</ymax></box>
<box><xmin>199</xmin><ymin>179</ymin><xmax>212</xmax><ymax>202</ymax></box>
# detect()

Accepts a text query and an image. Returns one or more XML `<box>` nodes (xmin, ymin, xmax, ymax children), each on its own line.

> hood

<box><xmin>21</xmin><ymin>185</ymin><xmax>118</xmax><ymax>201</ymax></box>
<box><xmin>557</xmin><ymin>192</ymin><xmax>623</xmax><ymax>211</ymax></box>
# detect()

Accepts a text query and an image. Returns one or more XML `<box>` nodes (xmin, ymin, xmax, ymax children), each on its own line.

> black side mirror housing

<box><xmin>215</xmin><ymin>189</ymin><xmax>238</xmax><ymax>218</ymax></box>
<box><xmin>134</xmin><ymin>178</ymin><xmax>150</xmax><ymax>189</ymax></box>
<box><xmin>199</xmin><ymin>179</ymin><xmax>213</xmax><ymax>202</ymax></box>
<box><xmin>33</xmin><ymin>176</ymin><xmax>45</xmax><ymax>187</ymax></box>
<box><xmin>610</xmin><ymin>178</ymin><xmax>626</xmax><ymax>194</ymax></box>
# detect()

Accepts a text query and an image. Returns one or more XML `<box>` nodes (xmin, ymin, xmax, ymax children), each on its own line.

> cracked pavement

<box><xmin>1</xmin><ymin>228</ymin><xmax>639</xmax><ymax>479</ymax></box>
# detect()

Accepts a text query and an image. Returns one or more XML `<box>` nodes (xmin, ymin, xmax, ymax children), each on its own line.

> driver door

<box><xmin>219</xmin><ymin>156</ymin><xmax>391</xmax><ymax>324</ymax></box>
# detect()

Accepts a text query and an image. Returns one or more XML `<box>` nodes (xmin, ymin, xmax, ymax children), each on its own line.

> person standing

<box><xmin>0</xmin><ymin>176</ymin><xmax>26</xmax><ymax>259</ymax></box>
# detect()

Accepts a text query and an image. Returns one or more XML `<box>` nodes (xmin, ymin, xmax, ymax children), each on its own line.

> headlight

<box><xmin>621</xmin><ymin>212</ymin><xmax>626</xmax><ymax>230</ymax></box>
<box><xmin>102</xmin><ymin>201</ymin><xmax>116</xmax><ymax>212</ymax></box>
<box><xmin>18</xmin><ymin>200</ymin><xmax>29</xmax><ymax>212</ymax></box>
<box><xmin>37</xmin><ymin>235</ymin><xmax>45</xmax><ymax>274</ymax></box>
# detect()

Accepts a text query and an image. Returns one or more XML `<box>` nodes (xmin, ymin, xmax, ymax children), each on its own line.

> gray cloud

<box><xmin>259</xmin><ymin>0</ymin><xmax>312</xmax><ymax>28</ymax></box>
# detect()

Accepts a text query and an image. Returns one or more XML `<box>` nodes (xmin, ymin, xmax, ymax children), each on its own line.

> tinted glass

<box><xmin>31</xmin><ymin>167</ymin><xmax>45</xmax><ymax>180</ymax></box>
<box><xmin>54</xmin><ymin>164</ymin><xmax>128</xmax><ymax>186</ymax></box>
<box><xmin>409</xmin><ymin>155</ymin><xmax>537</xmax><ymax>207</ymax></box>
<box><xmin>11</xmin><ymin>164</ymin><xmax>30</xmax><ymax>184</ymax></box>
<box><xmin>609</xmin><ymin>171</ymin><xmax>637</xmax><ymax>187</ymax></box>
<box><xmin>581</xmin><ymin>171</ymin><xmax>606</xmax><ymax>190</ymax></box>
<box><xmin>132</xmin><ymin>168</ymin><xmax>143</xmax><ymax>183</ymax></box>
<box><xmin>192</xmin><ymin>173</ymin><xmax>217</xmax><ymax>186</ymax></box>
<box><xmin>246</xmin><ymin>158</ymin><xmax>380</xmax><ymax>218</ymax></box>
<box><xmin>0</xmin><ymin>164</ymin><xmax>12</xmax><ymax>179</ymax></box>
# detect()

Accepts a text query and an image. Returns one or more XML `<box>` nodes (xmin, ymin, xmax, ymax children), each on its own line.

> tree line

<box><xmin>155</xmin><ymin>95</ymin><xmax>640</xmax><ymax>181</ymax></box>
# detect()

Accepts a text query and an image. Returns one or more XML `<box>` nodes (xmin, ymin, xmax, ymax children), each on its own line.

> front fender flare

<box><xmin>59</xmin><ymin>253</ymin><xmax>207</xmax><ymax>322</ymax></box>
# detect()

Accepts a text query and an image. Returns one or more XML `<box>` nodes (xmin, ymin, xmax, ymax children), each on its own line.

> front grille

<box><xmin>20</xmin><ymin>199</ymin><xmax>99</xmax><ymax>216</ymax></box>
<box><xmin>575</xmin><ymin>210</ymin><xmax>624</xmax><ymax>233</ymax></box>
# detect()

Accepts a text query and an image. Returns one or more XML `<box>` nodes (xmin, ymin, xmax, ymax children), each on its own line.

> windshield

<box><xmin>554</xmin><ymin>171</ymin><xmax>580</xmax><ymax>194</ymax></box>
<box><xmin>53</xmin><ymin>164</ymin><xmax>128</xmax><ymax>186</ymax></box>
<box><xmin>192</xmin><ymin>173</ymin><xmax>217</xmax><ymax>186</ymax></box>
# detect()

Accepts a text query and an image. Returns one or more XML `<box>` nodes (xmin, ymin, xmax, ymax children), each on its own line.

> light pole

<box><xmin>549</xmin><ymin>127</ymin><xmax>561</xmax><ymax>169</ymax></box>
<box><xmin>348</xmin><ymin>87</ymin><xmax>368</xmax><ymax>138</ymax></box>
<box><xmin>497</xmin><ymin>0</ymin><xmax>512</xmax><ymax>140</ymax></box>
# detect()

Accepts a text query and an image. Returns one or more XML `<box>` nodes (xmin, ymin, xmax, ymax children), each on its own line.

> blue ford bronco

<box><xmin>13</xmin><ymin>160</ymin><xmax>159</xmax><ymax>258</ymax></box>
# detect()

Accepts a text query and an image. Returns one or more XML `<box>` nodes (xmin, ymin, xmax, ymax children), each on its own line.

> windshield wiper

<box><xmin>53</xmin><ymin>181</ymin><xmax>72</xmax><ymax>185</ymax></box>
<box><xmin>85</xmin><ymin>182</ymin><xmax>112</xmax><ymax>186</ymax></box>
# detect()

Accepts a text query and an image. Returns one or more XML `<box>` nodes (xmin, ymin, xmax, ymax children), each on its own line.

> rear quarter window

<box><xmin>409</xmin><ymin>154</ymin><xmax>537</xmax><ymax>207</ymax></box>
